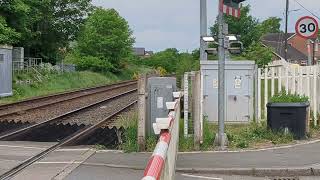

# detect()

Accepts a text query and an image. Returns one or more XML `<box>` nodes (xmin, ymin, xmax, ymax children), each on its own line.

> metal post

<box><xmin>200</xmin><ymin>0</ymin><xmax>208</xmax><ymax>61</ymax></box>
<box><xmin>138</xmin><ymin>74</ymin><xmax>147</xmax><ymax>151</ymax></box>
<box><xmin>284</xmin><ymin>0</ymin><xmax>289</xmax><ymax>61</ymax></box>
<box><xmin>308</xmin><ymin>40</ymin><xmax>312</xmax><ymax>66</ymax></box>
<box><xmin>215</xmin><ymin>7</ymin><xmax>228</xmax><ymax>149</ymax></box>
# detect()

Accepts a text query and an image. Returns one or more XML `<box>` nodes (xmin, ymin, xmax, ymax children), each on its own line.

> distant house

<box><xmin>133</xmin><ymin>47</ymin><xmax>153</xmax><ymax>58</ymax></box>
<box><xmin>261</xmin><ymin>33</ymin><xmax>310</xmax><ymax>65</ymax></box>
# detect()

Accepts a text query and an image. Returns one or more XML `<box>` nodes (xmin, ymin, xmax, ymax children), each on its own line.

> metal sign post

<box><xmin>200</xmin><ymin>0</ymin><xmax>208</xmax><ymax>61</ymax></box>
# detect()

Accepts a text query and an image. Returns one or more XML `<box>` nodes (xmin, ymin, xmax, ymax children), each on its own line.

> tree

<box><xmin>0</xmin><ymin>0</ymin><xmax>93</xmax><ymax>63</ymax></box>
<box><xmin>258</xmin><ymin>17</ymin><xmax>282</xmax><ymax>35</ymax></box>
<box><xmin>210</xmin><ymin>6</ymin><xmax>282</xmax><ymax>48</ymax></box>
<box><xmin>244</xmin><ymin>42</ymin><xmax>274</xmax><ymax>68</ymax></box>
<box><xmin>0</xmin><ymin>16</ymin><xmax>20</xmax><ymax>44</ymax></box>
<box><xmin>142</xmin><ymin>48</ymin><xmax>180</xmax><ymax>73</ymax></box>
<box><xmin>75</xmin><ymin>8</ymin><xmax>135</xmax><ymax>72</ymax></box>
<box><xmin>211</xmin><ymin>5</ymin><xmax>259</xmax><ymax>48</ymax></box>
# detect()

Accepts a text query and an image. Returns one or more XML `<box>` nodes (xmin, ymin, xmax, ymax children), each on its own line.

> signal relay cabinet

<box><xmin>147</xmin><ymin>77</ymin><xmax>177</xmax><ymax>135</ymax></box>
<box><xmin>0</xmin><ymin>45</ymin><xmax>13</xmax><ymax>97</ymax></box>
<box><xmin>201</xmin><ymin>61</ymin><xmax>257</xmax><ymax>123</ymax></box>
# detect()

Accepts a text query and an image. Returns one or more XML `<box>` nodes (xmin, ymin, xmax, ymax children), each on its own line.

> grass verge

<box><xmin>179</xmin><ymin>120</ymin><xmax>297</xmax><ymax>151</ymax></box>
<box><xmin>0</xmin><ymin>63</ymin><xmax>153</xmax><ymax>105</ymax></box>
<box><xmin>0</xmin><ymin>71</ymin><xmax>122</xmax><ymax>104</ymax></box>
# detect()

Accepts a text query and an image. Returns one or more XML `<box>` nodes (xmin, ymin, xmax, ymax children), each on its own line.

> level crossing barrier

<box><xmin>142</xmin><ymin>92</ymin><xmax>182</xmax><ymax>180</ymax></box>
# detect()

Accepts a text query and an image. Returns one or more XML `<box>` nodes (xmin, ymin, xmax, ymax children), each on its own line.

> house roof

<box><xmin>261</xmin><ymin>33</ymin><xmax>308</xmax><ymax>63</ymax></box>
<box><xmin>261</xmin><ymin>33</ymin><xmax>295</xmax><ymax>43</ymax></box>
<box><xmin>133</xmin><ymin>47</ymin><xmax>145</xmax><ymax>56</ymax></box>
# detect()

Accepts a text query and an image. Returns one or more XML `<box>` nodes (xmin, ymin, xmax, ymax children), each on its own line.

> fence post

<box><xmin>138</xmin><ymin>74</ymin><xmax>147</xmax><ymax>151</ymax></box>
<box><xmin>193</xmin><ymin>71</ymin><xmax>201</xmax><ymax>150</ymax></box>
<box><xmin>286</xmin><ymin>67</ymin><xmax>289</xmax><ymax>93</ymax></box>
<box><xmin>257</xmin><ymin>68</ymin><xmax>261</xmax><ymax>121</ymax></box>
<box><xmin>292</xmin><ymin>67</ymin><xmax>296</xmax><ymax>94</ymax></box>
<box><xmin>264</xmin><ymin>68</ymin><xmax>268</xmax><ymax>118</ymax></box>
<box><xmin>298</xmin><ymin>67</ymin><xmax>303</xmax><ymax>95</ymax></box>
<box><xmin>307</xmin><ymin>66</ymin><xmax>311</xmax><ymax>98</ymax></box>
<box><xmin>278</xmin><ymin>67</ymin><xmax>282</xmax><ymax>93</ymax></box>
<box><xmin>271</xmin><ymin>67</ymin><xmax>275</xmax><ymax>97</ymax></box>
<box><xmin>313</xmin><ymin>66</ymin><xmax>318</xmax><ymax>126</ymax></box>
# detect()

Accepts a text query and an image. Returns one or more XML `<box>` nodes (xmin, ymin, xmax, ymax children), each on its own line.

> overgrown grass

<box><xmin>226</xmin><ymin>121</ymin><xmax>294</xmax><ymax>149</ymax></box>
<box><xmin>121</xmin><ymin>120</ymin><xmax>139</xmax><ymax>152</ymax></box>
<box><xmin>119</xmin><ymin>112</ymin><xmax>158</xmax><ymax>153</ymax></box>
<box><xmin>179</xmin><ymin>119</ymin><xmax>296</xmax><ymax>151</ymax></box>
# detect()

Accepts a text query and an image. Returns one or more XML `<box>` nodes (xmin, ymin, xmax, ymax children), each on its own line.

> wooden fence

<box><xmin>257</xmin><ymin>63</ymin><xmax>319</xmax><ymax>126</ymax></box>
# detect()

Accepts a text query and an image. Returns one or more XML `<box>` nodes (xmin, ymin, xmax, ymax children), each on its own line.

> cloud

<box><xmin>92</xmin><ymin>0</ymin><xmax>320</xmax><ymax>51</ymax></box>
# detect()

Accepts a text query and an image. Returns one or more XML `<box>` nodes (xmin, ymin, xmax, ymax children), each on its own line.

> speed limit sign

<box><xmin>295</xmin><ymin>16</ymin><xmax>319</xmax><ymax>39</ymax></box>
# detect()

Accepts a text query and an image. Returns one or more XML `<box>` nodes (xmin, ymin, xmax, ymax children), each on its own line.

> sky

<box><xmin>92</xmin><ymin>0</ymin><xmax>320</xmax><ymax>52</ymax></box>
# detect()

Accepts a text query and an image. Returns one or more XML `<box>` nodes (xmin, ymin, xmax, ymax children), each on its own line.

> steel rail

<box><xmin>0</xmin><ymin>100</ymin><xmax>137</xmax><ymax>180</ymax></box>
<box><xmin>0</xmin><ymin>80</ymin><xmax>136</xmax><ymax>113</ymax></box>
<box><xmin>0</xmin><ymin>89</ymin><xmax>137</xmax><ymax>141</ymax></box>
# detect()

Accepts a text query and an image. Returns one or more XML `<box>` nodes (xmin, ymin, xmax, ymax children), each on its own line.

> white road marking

<box><xmin>181</xmin><ymin>174</ymin><xmax>223</xmax><ymax>180</ymax></box>
<box><xmin>0</xmin><ymin>145</ymin><xmax>46</xmax><ymax>150</ymax></box>
<box><xmin>35</xmin><ymin>161</ymin><xmax>82</xmax><ymax>164</ymax></box>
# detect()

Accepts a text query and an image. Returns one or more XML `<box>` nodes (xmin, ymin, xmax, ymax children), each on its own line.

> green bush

<box><xmin>76</xmin><ymin>56</ymin><xmax>115</xmax><ymax>72</ymax></box>
<box><xmin>270</xmin><ymin>91</ymin><xmax>309</xmax><ymax>103</ymax></box>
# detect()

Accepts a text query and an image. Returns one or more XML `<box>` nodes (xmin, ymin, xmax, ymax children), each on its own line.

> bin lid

<box><xmin>267</xmin><ymin>102</ymin><xmax>310</xmax><ymax>108</ymax></box>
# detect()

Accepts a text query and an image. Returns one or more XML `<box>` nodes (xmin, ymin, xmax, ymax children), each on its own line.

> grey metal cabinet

<box><xmin>147</xmin><ymin>77</ymin><xmax>177</xmax><ymax>135</ymax></box>
<box><xmin>0</xmin><ymin>45</ymin><xmax>13</xmax><ymax>97</ymax></box>
<box><xmin>201</xmin><ymin>61</ymin><xmax>256</xmax><ymax>123</ymax></box>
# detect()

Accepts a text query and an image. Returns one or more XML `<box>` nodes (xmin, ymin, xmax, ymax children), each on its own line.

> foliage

<box><xmin>119</xmin><ymin>113</ymin><xmax>158</xmax><ymax>152</ymax></box>
<box><xmin>74</xmin><ymin>8</ymin><xmax>135</xmax><ymax>72</ymax></box>
<box><xmin>244</xmin><ymin>42</ymin><xmax>274</xmax><ymax>68</ymax></box>
<box><xmin>156</xmin><ymin>66</ymin><xmax>168</xmax><ymax>76</ymax></box>
<box><xmin>0</xmin><ymin>16</ymin><xmax>20</xmax><ymax>44</ymax></box>
<box><xmin>270</xmin><ymin>91</ymin><xmax>309</xmax><ymax>103</ymax></box>
<box><xmin>141</xmin><ymin>48</ymin><xmax>180</xmax><ymax>73</ymax></box>
<box><xmin>210</xmin><ymin>6</ymin><xmax>282</xmax><ymax>48</ymax></box>
<box><xmin>76</xmin><ymin>55</ymin><xmax>115</xmax><ymax>72</ymax></box>
<box><xmin>135</xmin><ymin>48</ymin><xmax>200</xmax><ymax>85</ymax></box>
<box><xmin>257</xmin><ymin>17</ymin><xmax>282</xmax><ymax>35</ymax></box>
<box><xmin>0</xmin><ymin>0</ymin><xmax>93</xmax><ymax>63</ymax></box>
<box><xmin>120</xmin><ymin>115</ymin><xmax>139</xmax><ymax>152</ymax></box>
<box><xmin>227</xmin><ymin>121</ymin><xmax>294</xmax><ymax>149</ymax></box>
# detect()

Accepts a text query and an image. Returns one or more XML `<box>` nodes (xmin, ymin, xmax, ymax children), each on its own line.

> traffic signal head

<box><xmin>223</xmin><ymin>0</ymin><xmax>246</xmax><ymax>8</ymax></box>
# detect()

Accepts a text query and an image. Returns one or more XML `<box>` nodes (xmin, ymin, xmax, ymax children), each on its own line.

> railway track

<box><xmin>0</xmin><ymin>81</ymin><xmax>137</xmax><ymax>132</ymax></box>
<box><xmin>0</xmin><ymin>87</ymin><xmax>138</xmax><ymax>179</ymax></box>
<box><xmin>0</xmin><ymin>80</ymin><xmax>136</xmax><ymax>117</ymax></box>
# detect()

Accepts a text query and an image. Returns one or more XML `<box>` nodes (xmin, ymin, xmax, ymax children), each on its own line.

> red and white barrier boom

<box><xmin>142</xmin><ymin>92</ymin><xmax>183</xmax><ymax>180</ymax></box>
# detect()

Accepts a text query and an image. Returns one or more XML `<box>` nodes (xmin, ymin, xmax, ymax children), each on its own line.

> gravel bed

<box><xmin>0</xmin><ymin>81</ymin><xmax>136</xmax><ymax>116</ymax></box>
<box><xmin>0</xmin><ymin>84</ymin><xmax>137</xmax><ymax>124</ymax></box>
<box><xmin>56</xmin><ymin>92</ymin><xmax>137</xmax><ymax>126</ymax></box>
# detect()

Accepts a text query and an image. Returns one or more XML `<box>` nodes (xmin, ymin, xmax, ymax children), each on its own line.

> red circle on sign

<box><xmin>295</xmin><ymin>16</ymin><xmax>319</xmax><ymax>39</ymax></box>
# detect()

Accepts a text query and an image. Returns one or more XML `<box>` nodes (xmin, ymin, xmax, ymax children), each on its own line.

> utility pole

<box><xmin>216</xmin><ymin>4</ymin><xmax>227</xmax><ymax>149</ymax></box>
<box><xmin>200</xmin><ymin>0</ymin><xmax>208</xmax><ymax>61</ymax></box>
<box><xmin>284</xmin><ymin>0</ymin><xmax>289</xmax><ymax>61</ymax></box>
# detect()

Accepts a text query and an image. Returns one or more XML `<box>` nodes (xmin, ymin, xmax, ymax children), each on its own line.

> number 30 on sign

<box><xmin>295</xmin><ymin>16</ymin><xmax>319</xmax><ymax>39</ymax></box>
